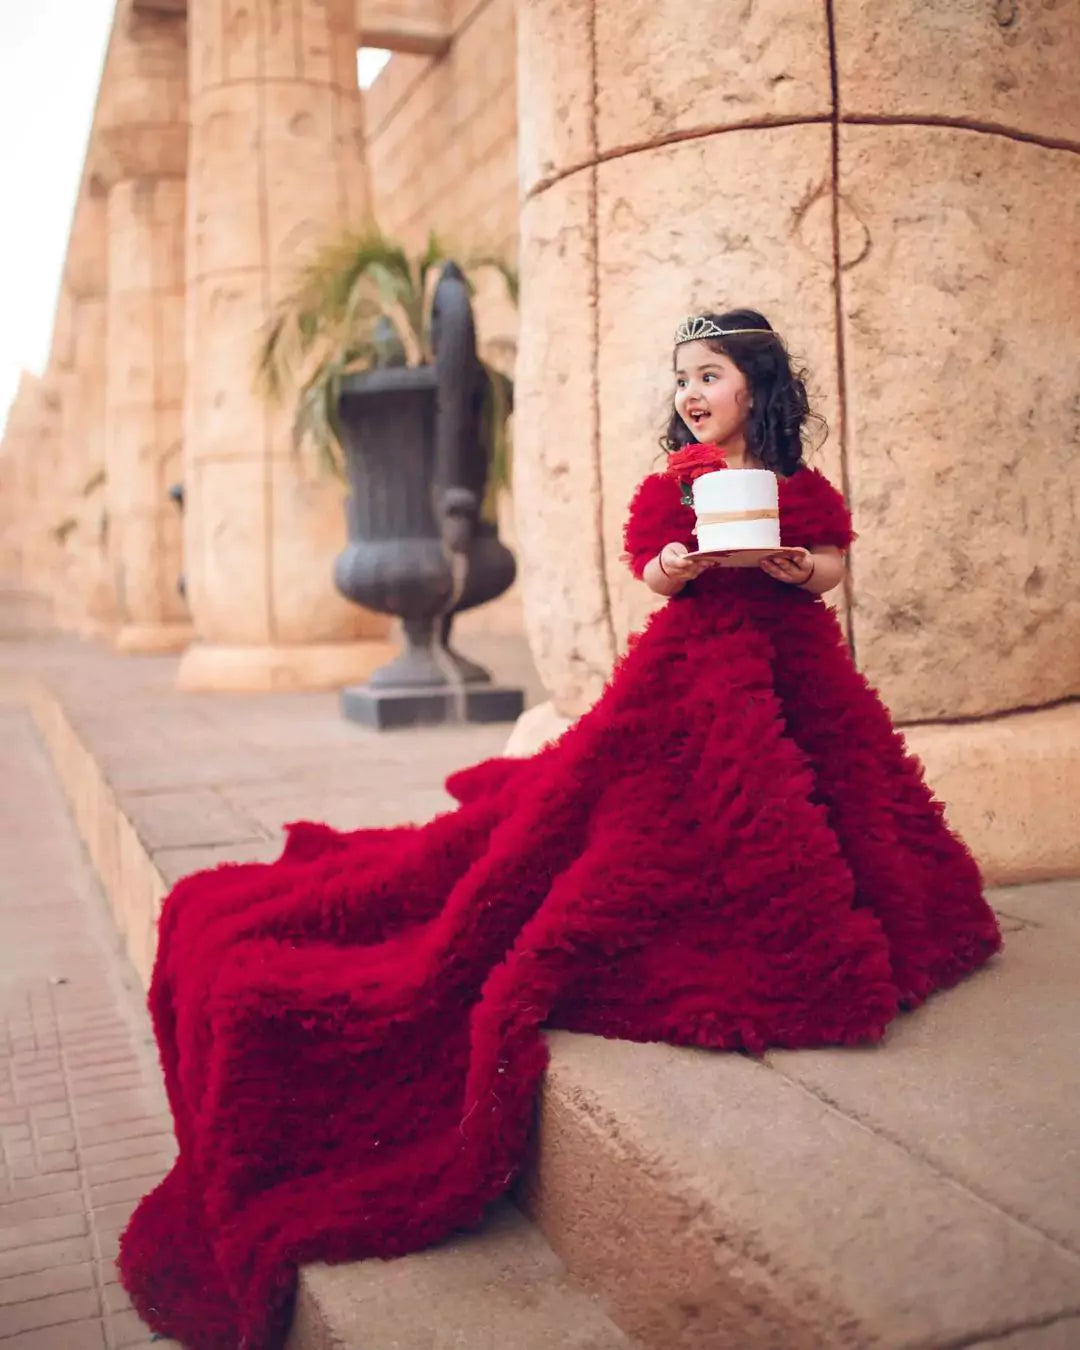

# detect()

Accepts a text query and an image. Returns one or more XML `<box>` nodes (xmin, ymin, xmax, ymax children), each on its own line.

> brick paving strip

<box><xmin>0</xmin><ymin>632</ymin><xmax>527</xmax><ymax>1349</ymax></box>
<box><xmin>0</xmin><ymin>704</ymin><xmax>182</xmax><ymax>1349</ymax></box>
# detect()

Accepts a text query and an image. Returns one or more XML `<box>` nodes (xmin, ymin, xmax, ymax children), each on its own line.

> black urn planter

<box><xmin>333</xmin><ymin>263</ymin><xmax>522</xmax><ymax>729</ymax></box>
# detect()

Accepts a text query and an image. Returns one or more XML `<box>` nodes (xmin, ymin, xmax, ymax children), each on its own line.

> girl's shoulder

<box><xmin>779</xmin><ymin>463</ymin><xmax>838</xmax><ymax>496</ymax></box>
<box><xmin>779</xmin><ymin>464</ymin><xmax>855</xmax><ymax>550</ymax></box>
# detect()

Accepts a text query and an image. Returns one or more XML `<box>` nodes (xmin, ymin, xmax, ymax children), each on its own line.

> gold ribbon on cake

<box><xmin>695</xmin><ymin>509</ymin><xmax>779</xmax><ymax>525</ymax></box>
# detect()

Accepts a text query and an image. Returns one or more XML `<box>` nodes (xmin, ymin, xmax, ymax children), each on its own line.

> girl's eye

<box><xmin>703</xmin><ymin>373</ymin><xmax>716</xmax><ymax>383</ymax></box>
<box><xmin>676</xmin><ymin>378</ymin><xmax>687</xmax><ymax>389</ymax></box>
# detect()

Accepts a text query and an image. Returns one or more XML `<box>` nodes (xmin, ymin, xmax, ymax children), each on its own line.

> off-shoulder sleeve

<box><xmin>779</xmin><ymin>467</ymin><xmax>856</xmax><ymax>552</ymax></box>
<box><xmin>623</xmin><ymin>473</ymin><xmax>697</xmax><ymax>578</ymax></box>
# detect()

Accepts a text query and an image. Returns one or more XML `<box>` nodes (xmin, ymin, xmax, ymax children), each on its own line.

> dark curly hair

<box><xmin>661</xmin><ymin>307</ymin><xmax>825</xmax><ymax>478</ymax></box>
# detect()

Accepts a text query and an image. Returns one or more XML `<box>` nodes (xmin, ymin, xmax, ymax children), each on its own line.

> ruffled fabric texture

<box><xmin>118</xmin><ymin>465</ymin><xmax>1000</xmax><ymax>1350</ymax></box>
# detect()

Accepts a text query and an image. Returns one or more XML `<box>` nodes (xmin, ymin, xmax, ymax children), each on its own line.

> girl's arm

<box><xmin>643</xmin><ymin>542</ymin><xmax>715</xmax><ymax>596</ymax></box>
<box><xmin>760</xmin><ymin>546</ymin><xmax>845</xmax><ymax>595</ymax></box>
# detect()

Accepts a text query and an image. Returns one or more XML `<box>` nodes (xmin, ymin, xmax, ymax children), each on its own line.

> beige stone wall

<box><xmin>366</xmin><ymin>0</ymin><xmax>518</xmax><ymax>261</ymax></box>
<box><xmin>515</xmin><ymin>0</ymin><xmax>1080</xmax><ymax>727</ymax></box>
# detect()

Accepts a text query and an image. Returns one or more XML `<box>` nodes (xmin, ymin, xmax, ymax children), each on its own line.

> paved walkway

<box><xmin>0</xmin><ymin>626</ymin><xmax>530</xmax><ymax>1349</ymax></box>
<box><xmin>0</xmin><ymin>703</ymin><xmax>180</xmax><ymax>1349</ymax></box>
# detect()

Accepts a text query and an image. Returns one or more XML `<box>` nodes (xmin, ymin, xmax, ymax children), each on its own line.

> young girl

<box><xmin>120</xmin><ymin>308</ymin><xmax>1001</xmax><ymax>1350</ymax></box>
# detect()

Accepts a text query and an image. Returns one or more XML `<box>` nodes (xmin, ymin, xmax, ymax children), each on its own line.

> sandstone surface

<box><xmin>516</xmin><ymin>172</ymin><xmax>617</xmax><ymax>715</ymax></box>
<box><xmin>594</xmin><ymin>0</ymin><xmax>830</xmax><ymax>153</ymax></box>
<box><xmin>833</xmin><ymin>0</ymin><xmax>1080</xmax><ymax>143</ymax></box>
<box><xmin>516</xmin><ymin>0</ymin><xmax>594</xmax><ymax>195</ymax></box>
<box><xmin>838</xmin><ymin>124</ymin><xmax>1080</xmax><ymax>720</ymax></box>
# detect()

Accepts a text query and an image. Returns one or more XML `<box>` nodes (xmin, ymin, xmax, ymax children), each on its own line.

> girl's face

<box><xmin>674</xmin><ymin>340</ymin><xmax>752</xmax><ymax>446</ymax></box>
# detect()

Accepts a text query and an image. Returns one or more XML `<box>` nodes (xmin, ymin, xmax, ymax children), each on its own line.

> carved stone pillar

<box><xmin>53</xmin><ymin>180</ymin><xmax>117</xmax><ymax>637</ymax></box>
<box><xmin>178</xmin><ymin>0</ymin><xmax>392</xmax><ymax>692</ymax></box>
<box><xmin>95</xmin><ymin>0</ymin><xmax>192</xmax><ymax>653</ymax></box>
<box><xmin>105</xmin><ymin>173</ymin><xmax>191</xmax><ymax>651</ymax></box>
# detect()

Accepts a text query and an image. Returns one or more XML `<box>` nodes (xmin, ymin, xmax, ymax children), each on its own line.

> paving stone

<box><xmin>0</xmin><ymin>710</ymin><xmax>168</xmax><ymax>1347</ymax></box>
<box><xmin>0</xmin><ymin>1261</ymin><xmax>95</xmax><ymax>1308</ymax></box>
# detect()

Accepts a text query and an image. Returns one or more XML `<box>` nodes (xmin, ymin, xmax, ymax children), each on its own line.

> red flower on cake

<box><xmin>665</xmin><ymin>442</ymin><xmax>728</xmax><ymax>482</ymax></box>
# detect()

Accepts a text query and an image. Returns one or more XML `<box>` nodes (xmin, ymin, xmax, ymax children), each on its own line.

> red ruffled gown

<box><xmin>119</xmin><ymin>462</ymin><xmax>1001</xmax><ymax>1350</ymax></box>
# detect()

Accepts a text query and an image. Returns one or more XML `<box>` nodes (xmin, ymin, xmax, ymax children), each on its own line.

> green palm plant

<box><xmin>254</xmin><ymin>228</ymin><xmax>517</xmax><ymax>493</ymax></box>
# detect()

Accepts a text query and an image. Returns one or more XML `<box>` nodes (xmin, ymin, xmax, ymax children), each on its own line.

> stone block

<box><xmin>524</xmin><ymin>1029</ymin><xmax>1080</xmax><ymax>1350</ymax></box>
<box><xmin>119</xmin><ymin>787</ymin><xmax>265</xmax><ymax>853</ymax></box>
<box><xmin>516</xmin><ymin>174</ymin><xmax>617</xmax><ymax>717</ymax></box>
<box><xmin>838</xmin><ymin>124</ymin><xmax>1080</xmax><ymax>720</ymax></box>
<box><xmin>153</xmin><ymin>839</ymin><xmax>282</xmax><ymax>889</ymax></box>
<box><xmin>904</xmin><ymin>703</ymin><xmax>1080</xmax><ymax>886</ymax></box>
<box><xmin>594</xmin><ymin>124</ymin><xmax>842</xmax><ymax>651</ymax></box>
<box><xmin>594</xmin><ymin>0</ymin><xmax>830</xmax><ymax>154</ymax></box>
<box><xmin>833</xmin><ymin>0</ymin><xmax>1080</xmax><ymax>143</ymax></box>
<box><xmin>516</xmin><ymin>0</ymin><xmax>594</xmax><ymax>195</ymax></box>
<box><xmin>286</xmin><ymin>1201</ymin><xmax>631</xmax><ymax>1350</ymax></box>
<box><xmin>769</xmin><ymin>878</ymin><xmax>1080</xmax><ymax>1258</ymax></box>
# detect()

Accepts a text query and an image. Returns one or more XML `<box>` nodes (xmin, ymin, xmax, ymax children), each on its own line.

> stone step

<box><xmin>286</xmin><ymin>1199</ymin><xmax>637</xmax><ymax>1350</ymax></box>
<box><xmin>519</xmin><ymin>885</ymin><xmax>1080</xmax><ymax>1350</ymax></box>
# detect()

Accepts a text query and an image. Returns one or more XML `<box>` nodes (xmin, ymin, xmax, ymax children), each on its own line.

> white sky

<box><xmin>0</xmin><ymin>4</ymin><xmax>390</xmax><ymax>437</ymax></box>
<box><xmin>0</xmin><ymin>1</ymin><xmax>115</xmax><ymax>435</ymax></box>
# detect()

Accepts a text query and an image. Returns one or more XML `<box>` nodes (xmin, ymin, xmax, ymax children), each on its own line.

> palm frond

<box><xmin>254</xmin><ymin>226</ymin><xmax>519</xmax><ymax>485</ymax></box>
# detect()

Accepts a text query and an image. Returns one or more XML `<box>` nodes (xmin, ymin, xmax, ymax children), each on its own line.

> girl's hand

<box><xmin>659</xmin><ymin>542</ymin><xmax>713</xmax><ymax>582</ymax></box>
<box><xmin>760</xmin><ymin>547</ymin><xmax>814</xmax><ymax>586</ymax></box>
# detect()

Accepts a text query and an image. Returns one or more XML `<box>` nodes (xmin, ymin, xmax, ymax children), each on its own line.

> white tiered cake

<box><xmin>691</xmin><ymin>469</ymin><xmax>782</xmax><ymax>557</ymax></box>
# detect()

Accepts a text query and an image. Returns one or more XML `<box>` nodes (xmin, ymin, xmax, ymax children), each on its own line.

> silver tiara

<box><xmin>674</xmin><ymin>316</ymin><xmax>775</xmax><ymax>344</ymax></box>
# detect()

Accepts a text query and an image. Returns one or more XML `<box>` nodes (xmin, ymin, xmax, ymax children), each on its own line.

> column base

<box><xmin>176</xmin><ymin>640</ymin><xmax>399</xmax><ymax>693</ymax></box>
<box><xmin>903</xmin><ymin>702</ymin><xmax>1080</xmax><ymax>887</ymax></box>
<box><xmin>504</xmin><ymin>700</ymin><xmax>573</xmax><ymax>757</ymax></box>
<box><xmin>115</xmin><ymin>623</ymin><xmax>195</xmax><ymax>654</ymax></box>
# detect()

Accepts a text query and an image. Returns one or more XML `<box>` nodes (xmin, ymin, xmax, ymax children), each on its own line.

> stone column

<box><xmin>513</xmin><ymin>0</ymin><xmax>1080</xmax><ymax>883</ymax></box>
<box><xmin>105</xmin><ymin>173</ymin><xmax>192</xmax><ymax>652</ymax></box>
<box><xmin>91</xmin><ymin>2</ymin><xmax>192</xmax><ymax>654</ymax></box>
<box><xmin>179</xmin><ymin>0</ymin><xmax>392</xmax><ymax>692</ymax></box>
<box><xmin>0</xmin><ymin>375</ymin><xmax>53</xmax><ymax>598</ymax></box>
<box><xmin>52</xmin><ymin>180</ymin><xmax>117</xmax><ymax>637</ymax></box>
<box><xmin>17</xmin><ymin>375</ymin><xmax>65</xmax><ymax>610</ymax></box>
